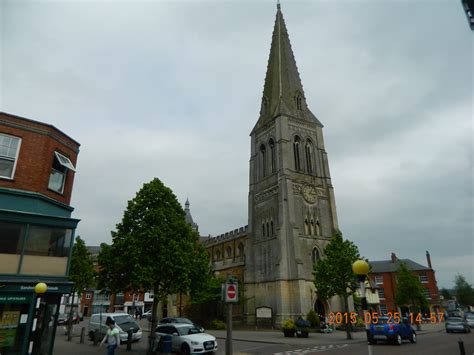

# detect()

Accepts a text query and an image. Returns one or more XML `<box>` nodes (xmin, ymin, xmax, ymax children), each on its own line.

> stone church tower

<box><xmin>245</xmin><ymin>4</ymin><xmax>340</xmax><ymax>324</ymax></box>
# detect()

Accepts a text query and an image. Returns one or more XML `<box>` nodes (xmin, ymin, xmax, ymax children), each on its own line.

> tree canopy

<box><xmin>454</xmin><ymin>274</ymin><xmax>474</xmax><ymax>307</ymax></box>
<box><xmin>69</xmin><ymin>235</ymin><xmax>94</xmax><ymax>294</ymax></box>
<box><xmin>97</xmin><ymin>178</ymin><xmax>210</xmax><ymax>353</ymax></box>
<box><xmin>313</xmin><ymin>231</ymin><xmax>362</xmax><ymax>339</ymax></box>
<box><xmin>395</xmin><ymin>263</ymin><xmax>428</xmax><ymax>311</ymax></box>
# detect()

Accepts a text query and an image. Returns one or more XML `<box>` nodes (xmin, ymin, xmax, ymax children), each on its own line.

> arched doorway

<box><xmin>314</xmin><ymin>299</ymin><xmax>325</xmax><ymax>318</ymax></box>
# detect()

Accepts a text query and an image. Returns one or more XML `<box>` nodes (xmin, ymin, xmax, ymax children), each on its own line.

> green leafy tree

<box><xmin>98</xmin><ymin>178</ymin><xmax>210</xmax><ymax>354</ymax></box>
<box><xmin>454</xmin><ymin>274</ymin><xmax>474</xmax><ymax>307</ymax></box>
<box><xmin>395</xmin><ymin>263</ymin><xmax>428</xmax><ymax>318</ymax></box>
<box><xmin>67</xmin><ymin>236</ymin><xmax>94</xmax><ymax>340</ymax></box>
<box><xmin>313</xmin><ymin>231</ymin><xmax>362</xmax><ymax>340</ymax></box>
<box><xmin>440</xmin><ymin>288</ymin><xmax>452</xmax><ymax>300</ymax></box>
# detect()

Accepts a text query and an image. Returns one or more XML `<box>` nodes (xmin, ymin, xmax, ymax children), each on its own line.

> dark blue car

<box><xmin>368</xmin><ymin>316</ymin><xmax>417</xmax><ymax>345</ymax></box>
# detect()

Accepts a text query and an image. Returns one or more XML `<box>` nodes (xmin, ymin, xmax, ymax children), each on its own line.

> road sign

<box><xmin>225</xmin><ymin>282</ymin><xmax>238</xmax><ymax>303</ymax></box>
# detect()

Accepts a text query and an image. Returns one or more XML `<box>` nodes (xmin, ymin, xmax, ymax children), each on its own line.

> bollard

<box><xmin>127</xmin><ymin>329</ymin><xmax>133</xmax><ymax>351</ymax></box>
<box><xmin>80</xmin><ymin>327</ymin><xmax>85</xmax><ymax>343</ymax></box>
<box><xmin>458</xmin><ymin>338</ymin><xmax>465</xmax><ymax>355</ymax></box>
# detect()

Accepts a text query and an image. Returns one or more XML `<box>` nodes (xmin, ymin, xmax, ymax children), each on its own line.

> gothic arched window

<box><xmin>293</xmin><ymin>136</ymin><xmax>301</xmax><ymax>171</ymax></box>
<box><xmin>226</xmin><ymin>246</ymin><xmax>232</xmax><ymax>258</ymax></box>
<box><xmin>237</xmin><ymin>243</ymin><xmax>244</xmax><ymax>258</ymax></box>
<box><xmin>271</xmin><ymin>220</ymin><xmax>274</xmax><ymax>236</ymax></box>
<box><xmin>312</xmin><ymin>247</ymin><xmax>321</xmax><ymax>264</ymax></box>
<box><xmin>269</xmin><ymin>138</ymin><xmax>276</xmax><ymax>173</ymax></box>
<box><xmin>262</xmin><ymin>223</ymin><xmax>266</xmax><ymax>237</ymax></box>
<box><xmin>304</xmin><ymin>218</ymin><xmax>309</xmax><ymax>235</ymax></box>
<box><xmin>305</xmin><ymin>139</ymin><xmax>313</xmax><ymax>173</ymax></box>
<box><xmin>316</xmin><ymin>220</ymin><xmax>321</xmax><ymax>236</ymax></box>
<box><xmin>310</xmin><ymin>219</ymin><xmax>315</xmax><ymax>235</ymax></box>
<box><xmin>260</xmin><ymin>144</ymin><xmax>267</xmax><ymax>178</ymax></box>
<box><xmin>215</xmin><ymin>249</ymin><xmax>221</xmax><ymax>260</ymax></box>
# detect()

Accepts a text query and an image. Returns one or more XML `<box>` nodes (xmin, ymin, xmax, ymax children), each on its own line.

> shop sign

<box><xmin>0</xmin><ymin>295</ymin><xmax>31</xmax><ymax>304</ymax></box>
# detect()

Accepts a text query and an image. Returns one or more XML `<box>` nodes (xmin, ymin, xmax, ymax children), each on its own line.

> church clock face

<box><xmin>302</xmin><ymin>184</ymin><xmax>318</xmax><ymax>204</ymax></box>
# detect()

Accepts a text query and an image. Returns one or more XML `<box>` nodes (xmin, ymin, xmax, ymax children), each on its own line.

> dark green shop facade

<box><xmin>0</xmin><ymin>187</ymin><xmax>79</xmax><ymax>355</ymax></box>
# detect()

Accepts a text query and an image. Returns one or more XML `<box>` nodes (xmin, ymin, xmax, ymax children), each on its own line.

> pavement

<box><xmin>52</xmin><ymin>319</ymin><xmax>445</xmax><ymax>355</ymax></box>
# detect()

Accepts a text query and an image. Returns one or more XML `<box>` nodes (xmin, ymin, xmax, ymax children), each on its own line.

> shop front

<box><xmin>0</xmin><ymin>281</ymin><xmax>73</xmax><ymax>355</ymax></box>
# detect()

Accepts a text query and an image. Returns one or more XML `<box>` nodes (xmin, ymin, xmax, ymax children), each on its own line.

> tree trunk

<box><xmin>67</xmin><ymin>291</ymin><xmax>75</xmax><ymax>341</ymax></box>
<box><xmin>343</xmin><ymin>296</ymin><xmax>352</xmax><ymax>340</ymax></box>
<box><xmin>147</xmin><ymin>287</ymin><xmax>160</xmax><ymax>355</ymax></box>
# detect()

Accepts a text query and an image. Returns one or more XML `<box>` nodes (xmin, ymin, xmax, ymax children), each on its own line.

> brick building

<box><xmin>369</xmin><ymin>251</ymin><xmax>440</xmax><ymax>314</ymax></box>
<box><xmin>0</xmin><ymin>112</ymin><xmax>80</xmax><ymax>354</ymax></box>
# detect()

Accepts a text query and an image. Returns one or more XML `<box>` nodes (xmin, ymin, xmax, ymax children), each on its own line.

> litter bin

<box><xmin>160</xmin><ymin>335</ymin><xmax>172</xmax><ymax>353</ymax></box>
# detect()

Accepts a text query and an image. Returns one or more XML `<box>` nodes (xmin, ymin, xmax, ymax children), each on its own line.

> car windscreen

<box><xmin>113</xmin><ymin>315</ymin><xmax>139</xmax><ymax>330</ymax></box>
<box><xmin>177</xmin><ymin>325</ymin><xmax>203</xmax><ymax>336</ymax></box>
<box><xmin>447</xmin><ymin>317</ymin><xmax>462</xmax><ymax>322</ymax></box>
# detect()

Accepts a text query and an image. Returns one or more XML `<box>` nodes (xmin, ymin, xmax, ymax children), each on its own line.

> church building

<box><xmin>202</xmin><ymin>4</ymin><xmax>342</xmax><ymax>325</ymax></box>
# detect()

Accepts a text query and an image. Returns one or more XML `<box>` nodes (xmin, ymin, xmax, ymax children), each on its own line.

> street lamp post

<box><xmin>352</xmin><ymin>260</ymin><xmax>372</xmax><ymax>355</ymax></box>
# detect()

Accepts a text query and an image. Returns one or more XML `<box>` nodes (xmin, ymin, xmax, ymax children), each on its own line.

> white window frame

<box><xmin>379</xmin><ymin>304</ymin><xmax>388</xmax><ymax>315</ymax></box>
<box><xmin>378</xmin><ymin>288</ymin><xmax>385</xmax><ymax>299</ymax></box>
<box><xmin>419</xmin><ymin>274</ymin><xmax>429</xmax><ymax>283</ymax></box>
<box><xmin>0</xmin><ymin>133</ymin><xmax>21</xmax><ymax>179</ymax></box>
<box><xmin>85</xmin><ymin>293</ymin><xmax>91</xmax><ymax>300</ymax></box>
<box><xmin>54</xmin><ymin>151</ymin><xmax>76</xmax><ymax>172</ymax></box>
<box><xmin>375</xmin><ymin>275</ymin><xmax>384</xmax><ymax>285</ymax></box>
<box><xmin>48</xmin><ymin>151</ymin><xmax>75</xmax><ymax>194</ymax></box>
<box><xmin>424</xmin><ymin>288</ymin><xmax>431</xmax><ymax>299</ymax></box>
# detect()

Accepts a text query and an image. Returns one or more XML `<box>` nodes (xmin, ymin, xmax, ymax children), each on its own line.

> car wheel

<box><xmin>395</xmin><ymin>334</ymin><xmax>402</xmax><ymax>345</ymax></box>
<box><xmin>181</xmin><ymin>343</ymin><xmax>191</xmax><ymax>355</ymax></box>
<box><xmin>446</xmin><ymin>329</ymin><xmax>450</xmax><ymax>333</ymax></box>
<box><xmin>409</xmin><ymin>332</ymin><xmax>416</xmax><ymax>343</ymax></box>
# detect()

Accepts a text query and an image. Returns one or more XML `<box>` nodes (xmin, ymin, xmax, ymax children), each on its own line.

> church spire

<box><xmin>254</xmin><ymin>4</ymin><xmax>321</xmax><ymax>131</ymax></box>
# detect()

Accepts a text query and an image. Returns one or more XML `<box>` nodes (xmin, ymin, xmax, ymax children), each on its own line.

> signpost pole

<box><xmin>226</xmin><ymin>302</ymin><xmax>232</xmax><ymax>355</ymax></box>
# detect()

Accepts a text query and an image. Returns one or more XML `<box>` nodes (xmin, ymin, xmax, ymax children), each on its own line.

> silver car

<box><xmin>153</xmin><ymin>323</ymin><xmax>217</xmax><ymax>354</ymax></box>
<box><xmin>446</xmin><ymin>317</ymin><xmax>471</xmax><ymax>333</ymax></box>
<box><xmin>465</xmin><ymin>313</ymin><xmax>474</xmax><ymax>328</ymax></box>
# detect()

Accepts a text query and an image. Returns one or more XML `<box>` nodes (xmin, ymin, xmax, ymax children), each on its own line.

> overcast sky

<box><xmin>1</xmin><ymin>0</ymin><xmax>472</xmax><ymax>289</ymax></box>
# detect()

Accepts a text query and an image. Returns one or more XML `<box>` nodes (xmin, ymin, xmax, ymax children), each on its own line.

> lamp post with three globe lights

<box><xmin>352</xmin><ymin>260</ymin><xmax>373</xmax><ymax>355</ymax></box>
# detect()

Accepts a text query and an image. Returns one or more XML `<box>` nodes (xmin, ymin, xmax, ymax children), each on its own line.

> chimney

<box><xmin>426</xmin><ymin>250</ymin><xmax>432</xmax><ymax>269</ymax></box>
<box><xmin>391</xmin><ymin>252</ymin><xmax>397</xmax><ymax>263</ymax></box>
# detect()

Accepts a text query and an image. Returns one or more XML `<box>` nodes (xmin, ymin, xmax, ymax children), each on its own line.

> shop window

<box><xmin>0</xmin><ymin>221</ymin><xmax>24</xmax><ymax>274</ymax></box>
<box><xmin>0</xmin><ymin>133</ymin><xmax>21</xmax><ymax>179</ymax></box>
<box><xmin>23</xmin><ymin>226</ymin><xmax>72</xmax><ymax>257</ymax></box>
<box><xmin>48</xmin><ymin>151</ymin><xmax>76</xmax><ymax>194</ymax></box>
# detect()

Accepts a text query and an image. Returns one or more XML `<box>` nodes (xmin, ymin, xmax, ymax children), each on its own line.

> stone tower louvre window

<box><xmin>269</xmin><ymin>139</ymin><xmax>276</xmax><ymax>173</ymax></box>
<box><xmin>293</xmin><ymin>136</ymin><xmax>301</xmax><ymax>171</ymax></box>
<box><xmin>0</xmin><ymin>133</ymin><xmax>21</xmax><ymax>179</ymax></box>
<box><xmin>305</xmin><ymin>140</ymin><xmax>313</xmax><ymax>173</ymax></box>
<box><xmin>260</xmin><ymin>144</ymin><xmax>267</xmax><ymax>178</ymax></box>
<box><xmin>262</xmin><ymin>223</ymin><xmax>266</xmax><ymax>237</ymax></box>
<box><xmin>271</xmin><ymin>220</ymin><xmax>274</xmax><ymax>235</ymax></box>
<box><xmin>48</xmin><ymin>151</ymin><xmax>76</xmax><ymax>194</ymax></box>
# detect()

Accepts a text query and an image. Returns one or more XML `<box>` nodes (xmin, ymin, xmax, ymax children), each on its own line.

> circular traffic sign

<box><xmin>227</xmin><ymin>284</ymin><xmax>236</xmax><ymax>299</ymax></box>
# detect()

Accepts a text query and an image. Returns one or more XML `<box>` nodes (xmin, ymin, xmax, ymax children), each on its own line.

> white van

<box><xmin>88</xmin><ymin>313</ymin><xmax>142</xmax><ymax>342</ymax></box>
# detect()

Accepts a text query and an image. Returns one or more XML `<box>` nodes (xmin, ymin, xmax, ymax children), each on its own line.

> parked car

<box><xmin>368</xmin><ymin>317</ymin><xmax>417</xmax><ymax>345</ymax></box>
<box><xmin>57</xmin><ymin>312</ymin><xmax>80</xmax><ymax>325</ymax></box>
<box><xmin>153</xmin><ymin>323</ymin><xmax>217</xmax><ymax>355</ymax></box>
<box><xmin>57</xmin><ymin>313</ymin><xmax>69</xmax><ymax>325</ymax></box>
<box><xmin>446</xmin><ymin>317</ymin><xmax>471</xmax><ymax>333</ymax></box>
<box><xmin>88</xmin><ymin>313</ymin><xmax>142</xmax><ymax>342</ymax></box>
<box><xmin>464</xmin><ymin>313</ymin><xmax>474</xmax><ymax>328</ymax></box>
<box><xmin>142</xmin><ymin>310</ymin><xmax>152</xmax><ymax>319</ymax></box>
<box><xmin>159</xmin><ymin>317</ymin><xmax>204</xmax><ymax>332</ymax></box>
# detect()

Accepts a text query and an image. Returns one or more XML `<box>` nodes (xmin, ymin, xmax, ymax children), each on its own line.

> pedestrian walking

<box><xmin>99</xmin><ymin>317</ymin><xmax>120</xmax><ymax>355</ymax></box>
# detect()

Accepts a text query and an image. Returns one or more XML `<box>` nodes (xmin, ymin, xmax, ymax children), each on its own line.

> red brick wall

<box><xmin>0</xmin><ymin>113</ymin><xmax>80</xmax><ymax>205</ymax></box>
